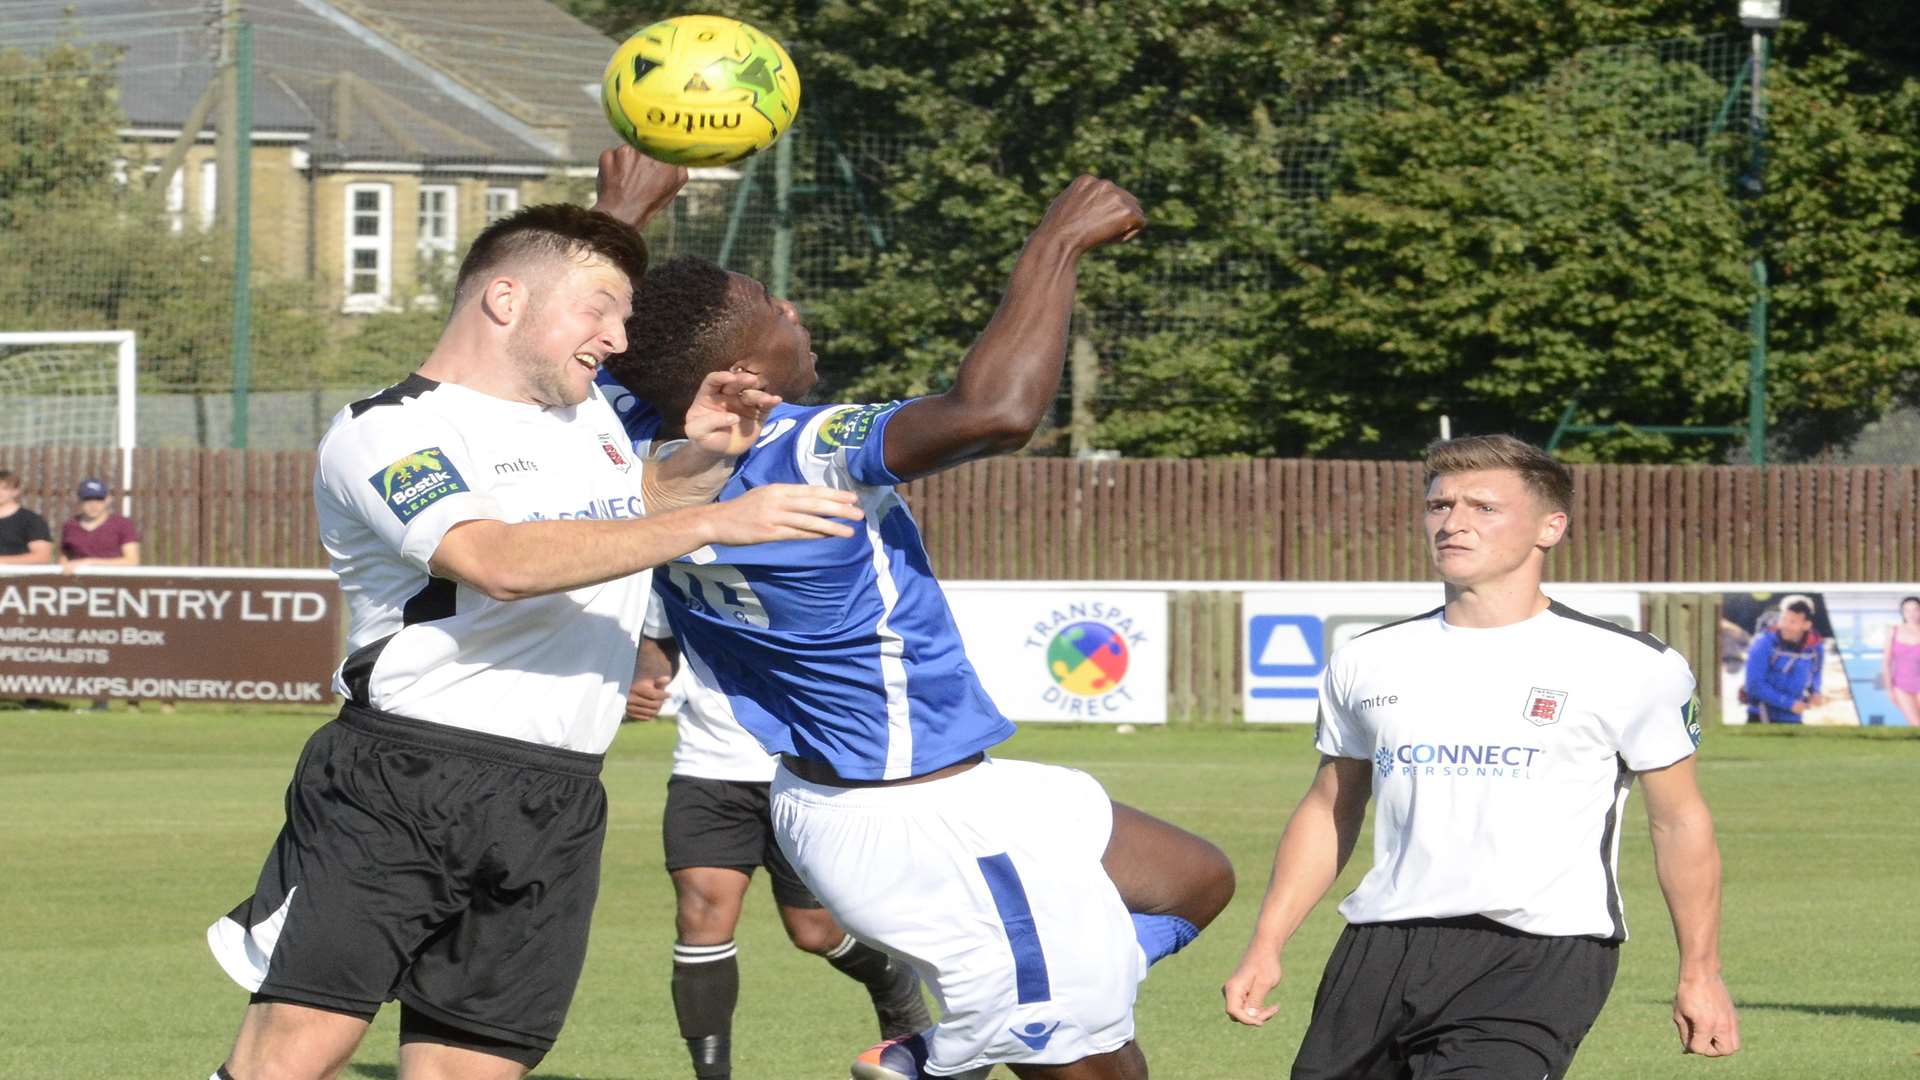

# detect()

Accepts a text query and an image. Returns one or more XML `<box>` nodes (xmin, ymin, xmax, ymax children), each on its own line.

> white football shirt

<box><xmin>315</xmin><ymin>374</ymin><xmax>654</xmax><ymax>755</ymax></box>
<box><xmin>643</xmin><ymin>591</ymin><xmax>780</xmax><ymax>782</ymax></box>
<box><xmin>1316</xmin><ymin>600</ymin><xmax>1700</xmax><ymax>940</ymax></box>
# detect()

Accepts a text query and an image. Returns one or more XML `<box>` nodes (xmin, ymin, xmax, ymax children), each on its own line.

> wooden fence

<box><xmin>8</xmin><ymin>448</ymin><xmax>1919</xmax><ymax>581</ymax></box>
<box><xmin>6</xmin><ymin>448</ymin><xmax>1905</xmax><ymax>724</ymax></box>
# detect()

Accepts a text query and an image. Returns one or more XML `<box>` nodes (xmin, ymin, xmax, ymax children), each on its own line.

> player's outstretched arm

<box><xmin>1223</xmin><ymin>755</ymin><xmax>1371</xmax><ymax>1027</ymax></box>
<box><xmin>589</xmin><ymin>145</ymin><xmax>689</xmax><ymax>232</ymax></box>
<box><xmin>429</xmin><ymin>485</ymin><xmax>861</xmax><ymax>601</ymax></box>
<box><xmin>1640</xmin><ymin>756</ymin><xmax>1740</xmax><ymax>1058</ymax></box>
<box><xmin>644</xmin><ymin>370</ymin><xmax>783</xmax><ymax>511</ymax></box>
<box><xmin>880</xmin><ymin>175</ymin><xmax>1145</xmax><ymax>483</ymax></box>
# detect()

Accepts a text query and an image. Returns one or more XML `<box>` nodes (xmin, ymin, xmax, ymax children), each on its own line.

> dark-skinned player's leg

<box><xmin>670</xmin><ymin>866</ymin><xmax>752</xmax><ymax>1080</ymax></box>
<box><xmin>1103</xmin><ymin>801</ymin><xmax>1235</xmax><ymax>962</ymax></box>
<box><xmin>777</xmin><ymin>901</ymin><xmax>931</xmax><ymax>1038</ymax></box>
<box><xmin>1008</xmin><ymin>1041</ymin><xmax>1149</xmax><ymax>1080</ymax></box>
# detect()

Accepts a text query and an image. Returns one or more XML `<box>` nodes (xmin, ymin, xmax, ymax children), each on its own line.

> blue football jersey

<box><xmin>604</xmin><ymin>373</ymin><xmax>1015</xmax><ymax>781</ymax></box>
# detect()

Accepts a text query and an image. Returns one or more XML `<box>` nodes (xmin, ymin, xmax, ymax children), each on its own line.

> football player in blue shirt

<box><xmin>597</xmin><ymin>175</ymin><xmax>1233</xmax><ymax>1080</ymax></box>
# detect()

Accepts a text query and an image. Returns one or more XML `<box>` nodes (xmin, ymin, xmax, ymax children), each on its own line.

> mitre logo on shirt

<box><xmin>1523</xmin><ymin>687</ymin><xmax>1568</xmax><ymax>727</ymax></box>
<box><xmin>369</xmin><ymin>447</ymin><xmax>468</xmax><ymax>525</ymax></box>
<box><xmin>598</xmin><ymin>433</ymin><xmax>631</xmax><ymax>472</ymax></box>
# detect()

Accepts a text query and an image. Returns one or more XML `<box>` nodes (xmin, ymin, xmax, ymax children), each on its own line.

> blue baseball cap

<box><xmin>77</xmin><ymin>478</ymin><xmax>109</xmax><ymax>500</ymax></box>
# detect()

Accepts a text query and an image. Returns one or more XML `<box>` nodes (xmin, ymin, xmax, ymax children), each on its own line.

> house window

<box><xmin>418</xmin><ymin>184</ymin><xmax>457</xmax><ymax>256</ymax></box>
<box><xmin>484</xmin><ymin>186</ymin><xmax>519</xmax><ymax>223</ymax></box>
<box><xmin>198</xmin><ymin>159</ymin><xmax>218</xmax><ymax>230</ymax></box>
<box><xmin>145</xmin><ymin>164</ymin><xmax>185</xmax><ymax>233</ymax></box>
<box><xmin>343</xmin><ymin>183</ymin><xmax>393</xmax><ymax>312</ymax></box>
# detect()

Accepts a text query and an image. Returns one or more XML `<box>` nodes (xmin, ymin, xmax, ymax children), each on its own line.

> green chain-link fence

<box><xmin>1</xmin><ymin>6</ymin><xmax>1768</xmax><ymax>453</ymax></box>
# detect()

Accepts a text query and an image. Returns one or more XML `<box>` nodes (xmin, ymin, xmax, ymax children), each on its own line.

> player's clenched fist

<box><xmin>1034</xmin><ymin>174</ymin><xmax>1146</xmax><ymax>254</ymax></box>
<box><xmin>700</xmin><ymin>483</ymin><xmax>863</xmax><ymax>545</ymax></box>
<box><xmin>592</xmin><ymin>144</ymin><xmax>689</xmax><ymax>230</ymax></box>
<box><xmin>1222</xmin><ymin>947</ymin><xmax>1285</xmax><ymax>1027</ymax></box>
<box><xmin>625</xmin><ymin>674</ymin><xmax>671</xmax><ymax>723</ymax></box>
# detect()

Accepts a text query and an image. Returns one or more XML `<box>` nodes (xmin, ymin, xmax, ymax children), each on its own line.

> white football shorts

<box><xmin>770</xmin><ymin>756</ymin><xmax>1145</xmax><ymax>1076</ymax></box>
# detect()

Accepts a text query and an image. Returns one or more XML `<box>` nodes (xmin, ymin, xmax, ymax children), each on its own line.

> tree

<box><xmin>565</xmin><ymin>1</ymin><xmax>1920</xmax><ymax>461</ymax></box>
<box><xmin>1750</xmin><ymin>52</ymin><xmax>1920</xmax><ymax>458</ymax></box>
<box><xmin>0</xmin><ymin>39</ymin><xmax>121</xmax><ymax>226</ymax></box>
<box><xmin>0</xmin><ymin>39</ymin><xmax>327</xmax><ymax>426</ymax></box>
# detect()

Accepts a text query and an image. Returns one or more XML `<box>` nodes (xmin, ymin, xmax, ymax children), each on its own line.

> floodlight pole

<box><xmin>228</xmin><ymin>16</ymin><xmax>255</xmax><ymax>450</ymax></box>
<box><xmin>1739</xmin><ymin>1</ymin><xmax>1784</xmax><ymax>465</ymax></box>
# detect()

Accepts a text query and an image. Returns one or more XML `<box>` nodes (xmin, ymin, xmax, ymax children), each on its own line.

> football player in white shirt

<box><xmin>1223</xmin><ymin>434</ymin><xmax>1739</xmax><ymax>1078</ymax></box>
<box><xmin>205</xmin><ymin>150</ymin><xmax>863</xmax><ymax>1080</ymax></box>
<box><xmin>626</xmin><ymin>598</ymin><xmax>931</xmax><ymax>1080</ymax></box>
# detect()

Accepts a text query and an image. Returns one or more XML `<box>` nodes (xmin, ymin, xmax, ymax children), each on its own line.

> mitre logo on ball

<box><xmin>601</xmin><ymin>14</ymin><xmax>801</xmax><ymax>167</ymax></box>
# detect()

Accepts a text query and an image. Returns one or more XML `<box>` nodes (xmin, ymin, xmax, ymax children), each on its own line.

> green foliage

<box><xmin>1753</xmin><ymin>53</ymin><xmax>1920</xmax><ymax>458</ymax></box>
<box><xmin>1264</xmin><ymin>52</ymin><xmax>1754</xmax><ymax>462</ymax></box>
<box><xmin>551</xmin><ymin>0</ymin><xmax>1920</xmax><ymax>460</ymax></box>
<box><xmin>0</xmin><ymin>39</ymin><xmax>121</xmax><ymax>225</ymax></box>
<box><xmin>0</xmin><ymin>40</ymin><xmax>327</xmax><ymax>398</ymax></box>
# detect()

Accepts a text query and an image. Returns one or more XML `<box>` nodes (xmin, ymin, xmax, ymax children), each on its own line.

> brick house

<box><xmin>14</xmin><ymin>0</ymin><xmax>631</xmax><ymax>311</ymax></box>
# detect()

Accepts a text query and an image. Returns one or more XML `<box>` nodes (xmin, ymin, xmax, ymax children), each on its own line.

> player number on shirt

<box><xmin>664</xmin><ymin>564</ymin><xmax>770</xmax><ymax>628</ymax></box>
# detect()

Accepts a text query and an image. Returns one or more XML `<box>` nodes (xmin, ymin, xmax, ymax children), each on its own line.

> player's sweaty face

<box><xmin>727</xmin><ymin>272</ymin><xmax>816</xmax><ymax>397</ymax></box>
<box><xmin>1424</xmin><ymin>469</ymin><xmax>1561</xmax><ymax>586</ymax></box>
<box><xmin>507</xmin><ymin>256</ymin><xmax>633</xmax><ymax>407</ymax></box>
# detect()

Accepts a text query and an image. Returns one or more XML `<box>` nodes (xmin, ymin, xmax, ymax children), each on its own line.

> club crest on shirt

<box><xmin>368</xmin><ymin>447</ymin><xmax>468</xmax><ymax>525</ymax></box>
<box><xmin>1682</xmin><ymin>697</ymin><xmax>1702</xmax><ymax>746</ymax></box>
<box><xmin>1523</xmin><ymin>687</ymin><xmax>1568</xmax><ymax>727</ymax></box>
<box><xmin>812</xmin><ymin>403</ymin><xmax>892</xmax><ymax>456</ymax></box>
<box><xmin>598</xmin><ymin>432</ymin><xmax>631</xmax><ymax>472</ymax></box>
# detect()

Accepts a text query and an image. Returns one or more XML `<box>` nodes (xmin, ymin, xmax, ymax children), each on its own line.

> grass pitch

<box><xmin>2</xmin><ymin>707</ymin><xmax>1916</xmax><ymax>1079</ymax></box>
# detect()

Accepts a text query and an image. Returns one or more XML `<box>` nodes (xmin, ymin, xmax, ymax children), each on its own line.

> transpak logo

<box><xmin>369</xmin><ymin>446</ymin><xmax>468</xmax><ymax>525</ymax></box>
<box><xmin>1025</xmin><ymin>601</ymin><xmax>1149</xmax><ymax>718</ymax></box>
<box><xmin>1048</xmin><ymin>622</ymin><xmax>1130</xmax><ymax>695</ymax></box>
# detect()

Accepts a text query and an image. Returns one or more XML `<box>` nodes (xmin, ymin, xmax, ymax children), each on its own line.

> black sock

<box><xmin>212</xmin><ymin>1069</ymin><xmax>238</xmax><ymax>1080</ymax></box>
<box><xmin>823</xmin><ymin>934</ymin><xmax>895</xmax><ymax>987</ymax></box>
<box><xmin>672</xmin><ymin>941</ymin><xmax>739</xmax><ymax>1080</ymax></box>
<box><xmin>825</xmin><ymin>934</ymin><xmax>931</xmax><ymax>1039</ymax></box>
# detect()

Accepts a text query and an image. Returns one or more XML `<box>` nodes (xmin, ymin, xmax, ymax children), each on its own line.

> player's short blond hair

<box><xmin>1423</xmin><ymin>434</ymin><xmax>1573</xmax><ymax>515</ymax></box>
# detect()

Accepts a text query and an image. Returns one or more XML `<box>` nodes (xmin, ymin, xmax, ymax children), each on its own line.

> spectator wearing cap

<box><xmin>0</xmin><ymin>469</ymin><xmax>55</xmax><ymax>565</ymax></box>
<box><xmin>1743</xmin><ymin>597</ymin><xmax>1826</xmax><ymax>723</ymax></box>
<box><xmin>60</xmin><ymin>478</ymin><xmax>142</xmax><ymax>575</ymax></box>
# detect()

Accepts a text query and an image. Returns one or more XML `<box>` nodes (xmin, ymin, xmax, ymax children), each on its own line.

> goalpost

<box><xmin>0</xmin><ymin>331</ymin><xmax>138</xmax><ymax>513</ymax></box>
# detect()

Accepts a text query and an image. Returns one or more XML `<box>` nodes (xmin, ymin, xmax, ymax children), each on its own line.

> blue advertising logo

<box><xmin>1247</xmin><ymin>615</ymin><xmax>1325</xmax><ymax>700</ymax></box>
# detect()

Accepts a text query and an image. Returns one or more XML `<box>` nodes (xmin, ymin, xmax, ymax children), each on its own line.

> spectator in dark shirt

<box><xmin>60</xmin><ymin>477</ymin><xmax>142</xmax><ymax>574</ymax></box>
<box><xmin>0</xmin><ymin>469</ymin><xmax>54</xmax><ymax>564</ymax></box>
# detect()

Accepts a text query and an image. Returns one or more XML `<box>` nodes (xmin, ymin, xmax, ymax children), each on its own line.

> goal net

<box><xmin>0</xmin><ymin>331</ymin><xmax>136</xmax><ymax>449</ymax></box>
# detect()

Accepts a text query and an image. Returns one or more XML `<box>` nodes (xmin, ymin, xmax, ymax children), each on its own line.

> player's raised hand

<box><xmin>702</xmin><ymin>484</ymin><xmax>862</xmax><ymax>546</ymax></box>
<box><xmin>1222</xmin><ymin>947</ymin><xmax>1285</xmax><ymax>1027</ymax></box>
<box><xmin>1033</xmin><ymin>174</ymin><xmax>1146</xmax><ymax>255</ymax></box>
<box><xmin>1673</xmin><ymin>973</ymin><xmax>1740</xmax><ymax>1057</ymax></box>
<box><xmin>684</xmin><ymin>370</ymin><xmax>781</xmax><ymax>459</ymax></box>
<box><xmin>624</xmin><ymin>674</ymin><xmax>671</xmax><ymax>723</ymax></box>
<box><xmin>592</xmin><ymin>145</ymin><xmax>689</xmax><ymax>230</ymax></box>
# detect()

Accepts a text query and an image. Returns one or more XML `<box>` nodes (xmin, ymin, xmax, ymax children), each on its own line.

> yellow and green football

<box><xmin>601</xmin><ymin>14</ymin><xmax>801</xmax><ymax>167</ymax></box>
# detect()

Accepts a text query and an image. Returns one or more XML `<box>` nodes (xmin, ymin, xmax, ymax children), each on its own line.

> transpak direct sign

<box><xmin>0</xmin><ymin>571</ymin><xmax>341</xmax><ymax>704</ymax></box>
<box><xmin>943</xmin><ymin>587</ymin><xmax>1169</xmax><ymax>725</ymax></box>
